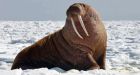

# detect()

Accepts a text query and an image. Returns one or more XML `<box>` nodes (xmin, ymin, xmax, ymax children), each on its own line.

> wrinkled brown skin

<box><xmin>11</xmin><ymin>3</ymin><xmax>107</xmax><ymax>71</ymax></box>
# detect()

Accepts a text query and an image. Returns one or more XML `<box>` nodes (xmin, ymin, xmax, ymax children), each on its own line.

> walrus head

<box><xmin>65</xmin><ymin>3</ymin><xmax>101</xmax><ymax>39</ymax></box>
<box><xmin>63</xmin><ymin>3</ymin><xmax>104</xmax><ymax>48</ymax></box>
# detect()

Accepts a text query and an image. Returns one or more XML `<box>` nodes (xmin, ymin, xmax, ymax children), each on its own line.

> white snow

<box><xmin>0</xmin><ymin>21</ymin><xmax>140</xmax><ymax>75</ymax></box>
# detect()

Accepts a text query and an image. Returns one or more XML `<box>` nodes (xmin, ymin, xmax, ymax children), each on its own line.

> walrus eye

<box><xmin>89</xmin><ymin>14</ymin><xmax>97</xmax><ymax>21</ymax></box>
<box><xmin>93</xmin><ymin>16</ymin><xmax>97</xmax><ymax>21</ymax></box>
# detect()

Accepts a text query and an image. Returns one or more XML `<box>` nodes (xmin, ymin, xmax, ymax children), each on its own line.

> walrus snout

<box><xmin>66</xmin><ymin>4</ymin><xmax>83</xmax><ymax>17</ymax></box>
<box><xmin>66</xmin><ymin>3</ymin><xmax>89</xmax><ymax>39</ymax></box>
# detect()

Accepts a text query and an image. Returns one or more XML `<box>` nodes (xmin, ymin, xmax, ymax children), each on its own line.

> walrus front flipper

<box><xmin>88</xmin><ymin>54</ymin><xmax>100</xmax><ymax>69</ymax></box>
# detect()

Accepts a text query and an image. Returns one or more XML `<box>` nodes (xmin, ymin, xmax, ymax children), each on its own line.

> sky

<box><xmin>0</xmin><ymin>0</ymin><xmax>140</xmax><ymax>21</ymax></box>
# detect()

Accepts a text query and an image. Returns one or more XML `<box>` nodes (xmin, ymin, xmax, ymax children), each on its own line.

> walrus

<box><xmin>11</xmin><ymin>3</ymin><xmax>107</xmax><ymax>71</ymax></box>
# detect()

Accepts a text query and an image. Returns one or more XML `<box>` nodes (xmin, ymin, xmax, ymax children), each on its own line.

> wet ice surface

<box><xmin>0</xmin><ymin>21</ymin><xmax>140</xmax><ymax>75</ymax></box>
<box><xmin>105</xmin><ymin>21</ymin><xmax>140</xmax><ymax>71</ymax></box>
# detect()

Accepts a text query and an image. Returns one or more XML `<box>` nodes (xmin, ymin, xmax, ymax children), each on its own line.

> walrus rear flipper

<box><xmin>88</xmin><ymin>53</ymin><xmax>100</xmax><ymax>69</ymax></box>
<box><xmin>11</xmin><ymin>63</ymin><xmax>35</xmax><ymax>70</ymax></box>
<box><xmin>19</xmin><ymin>65</ymin><xmax>36</xmax><ymax>70</ymax></box>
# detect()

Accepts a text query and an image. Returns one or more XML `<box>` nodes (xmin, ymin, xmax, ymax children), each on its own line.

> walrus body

<box><xmin>11</xmin><ymin>3</ymin><xmax>107</xmax><ymax>70</ymax></box>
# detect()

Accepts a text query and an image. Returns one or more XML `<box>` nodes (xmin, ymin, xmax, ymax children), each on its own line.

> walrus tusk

<box><xmin>71</xmin><ymin>17</ymin><xmax>83</xmax><ymax>39</ymax></box>
<box><xmin>78</xmin><ymin>15</ymin><xmax>89</xmax><ymax>36</ymax></box>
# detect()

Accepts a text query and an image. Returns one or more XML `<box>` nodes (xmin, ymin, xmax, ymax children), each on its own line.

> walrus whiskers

<box><xmin>78</xmin><ymin>15</ymin><xmax>89</xmax><ymax>36</ymax></box>
<box><xmin>71</xmin><ymin>17</ymin><xmax>83</xmax><ymax>39</ymax></box>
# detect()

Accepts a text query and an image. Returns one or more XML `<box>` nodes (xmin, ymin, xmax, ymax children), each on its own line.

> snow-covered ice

<box><xmin>0</xmin><ymin>21</ymin><xmax>140</xmax><ymax>75</ymax></box>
